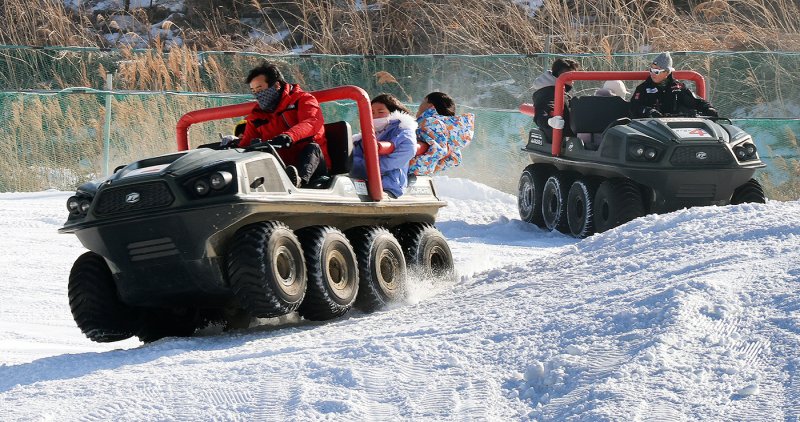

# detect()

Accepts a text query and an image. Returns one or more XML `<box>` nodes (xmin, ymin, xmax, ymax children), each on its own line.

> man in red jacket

<box><xmin>237</xmin><ymin>63</ymin><xmax>331</xmax><ymax>187</ymax></box>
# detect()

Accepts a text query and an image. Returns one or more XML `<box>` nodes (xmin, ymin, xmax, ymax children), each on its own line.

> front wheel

<box><xmin>593</xmin><ymin>179</ymin><xmax>645</xmax><ymax>233</ymax></box>
<box><xmin>68</xmin><ymin>252</ymin><xmax>137</xmax><ymax>343</ymax></box>
<box><xmin>731</xmin><ymin>179</ymin><xmax>766</xmax><ymax>205</ymax></box>
<box><xmin>227</xmin><ymin>221</ymin><xmax>307</xmax><ymax>318</ymax></box>
<box><xmin>297</xmin><ymin>226</ymin><xmax>359</xmax><ymax>320</ymax></box>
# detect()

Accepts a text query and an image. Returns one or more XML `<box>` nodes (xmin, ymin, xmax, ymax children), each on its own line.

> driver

<box><xmin>233</xmin><ymin>62</ymin><xmax>331</xmax><ymax>188</ymax></box>
<box><xmin>630</xmin><ymin>52</ymin><xmax>718</xmax><ymax>118</ymax></box>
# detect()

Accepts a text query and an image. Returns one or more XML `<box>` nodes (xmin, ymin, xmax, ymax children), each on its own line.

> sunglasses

<box><xmin>649</xmin><ymin>67</ymin><xmax>668</xmax><ymax>75</ymax></box>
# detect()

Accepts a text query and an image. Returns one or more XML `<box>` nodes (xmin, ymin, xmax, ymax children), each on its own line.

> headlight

<box><xmin>67</xmin><ymin>196</ymin><xmax>81</xmax><ymax>214</ymax></box>
<box><xmin>734</xmin><ymin>143</ymin><xmax>758</xmax><ymax>162</ymax></box>
<box><xmin>209</xmin><ymin>171</ymin><xmax>232</xmax><ymax>190</ymax></box>
<box><xmin>628</xmin><ymin>143</ymin><xmax>661</xmax><ymax>162</ymax></box>
<box><xmin>79</xmin><ymin>200</ymin><xmax>91</xmax><ymax>213</ymax></box>
<box><xmin>194</xmin><ymin>180</ymin><xmax>210</xmax><ymax>196</ymax></box>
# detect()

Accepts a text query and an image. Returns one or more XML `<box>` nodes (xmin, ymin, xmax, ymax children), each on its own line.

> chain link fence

<box><xmin>0</xmin><ymin>47</ymin><xmax>797</xmax><ymax>197</ymax></box>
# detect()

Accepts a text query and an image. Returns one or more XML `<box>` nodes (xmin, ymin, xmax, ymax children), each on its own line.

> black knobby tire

<box><xmin>348</xmin><ymin>226</ymin><xmax>407</xmax><ymax>312</ymax></box>
<box><xmin>593</xmin><ymin>178</ymin><xmax>645</xmax><ymax>233</ymax></box>
<box><xmin>518</xmin><ymin>165</ymin><xmax>547</xmax><ymax>228</ymax></box>
<box><xmin>68</xmin><ymin>251</ymin><xmax>137</xmax><ymax>343</ymax></box>
<box><xmin>730</xmin><ymin>179</ymin><xmax>766</xmax><ymax>205</ymax></box>
<box><xmin>393</xmin><ymin>223</ymin><xmax>454</xmax><ymax>278</ymax></box>
<box><xmin>227</xmin><ymin>221</ymin><xmax>307</xmax><ymax>318</ymax></box>
<box><xmin>541</xmin><ymin>174</ymin><xmax>572</xmax><ymax>234</ymax></box>
<box><xmin>136</xmin><ymin>307</ymin><xmax>201</xmax><ymax>343</ymax></box>
<box><xmin>296</xmin><ymin>226</ymin><xmax>359</xmax><ymax>320</ymax></box>
<box><xmin>567</xmin><ymin>178</ymin><xmax>600</xmax><ymax>239</ymax></box>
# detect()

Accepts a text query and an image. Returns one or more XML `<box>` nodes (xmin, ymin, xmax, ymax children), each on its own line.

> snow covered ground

<box><xmin>1</xmin><ymin>177</ymin><xmax>799</xmax><ymax>420</ymax></box>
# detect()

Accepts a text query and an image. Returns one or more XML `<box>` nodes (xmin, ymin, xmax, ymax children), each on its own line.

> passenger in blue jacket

<box><xmin>351</xmin><ymin>94</ymin><xmax>418</xmax><ymax>198</ymax></box>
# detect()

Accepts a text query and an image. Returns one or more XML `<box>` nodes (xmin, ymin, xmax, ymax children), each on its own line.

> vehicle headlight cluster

<box><xmin>187</xmin><ymin>170</ymin><xmax>235</xmax><ymax>198</ymax></box>
<box><xmin>733</xmin><ymin>143</ymin><xmax>758</xmax><ymax>162</ymax></box>
<box><xmin>66</xmin><ymin>195</ymin><xmax>93</xmax><ymax>216</ymax></box>
<box><xmin>627</xmin><ymin>143</ymin><xmax>661</xmax><ymax>162</ymax></box>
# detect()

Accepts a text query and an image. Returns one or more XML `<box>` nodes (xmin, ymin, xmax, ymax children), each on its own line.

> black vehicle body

<box><xmin>61</xmin><ymin>86</ymin><xmax>453</xmax><ymax>343</ymax></box>
<box><xmin>518</xmin><ymin>71</ymin><xmax>766</xmax><ymax>238</ymax></box>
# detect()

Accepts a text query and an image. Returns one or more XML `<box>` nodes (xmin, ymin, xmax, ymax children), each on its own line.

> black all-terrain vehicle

<box><xmin>518</xmin><ymin>70</ymin><xmax>766</xmax><ymax>238</ymax></box>
<box><xmin>60</xmin><ymin>86</ymin><xmax>453</xmax><ymax>343</ymax></box>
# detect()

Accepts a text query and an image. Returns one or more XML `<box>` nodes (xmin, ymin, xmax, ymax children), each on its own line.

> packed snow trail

<box><xmin>1</xmin><ymin>178</ymin><xmax>798</xmax><ymax>421</ymax></box>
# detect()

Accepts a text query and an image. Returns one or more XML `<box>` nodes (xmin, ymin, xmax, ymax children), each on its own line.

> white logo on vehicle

<box><xmin>125</xmin><ymin>192</ymin><xmax>141</xmax><ymax>203</ymax></box>
<box><xmin>696</xmin><ymin>152</ymin><xmax>708</xmax><ymax>160</ymax></box>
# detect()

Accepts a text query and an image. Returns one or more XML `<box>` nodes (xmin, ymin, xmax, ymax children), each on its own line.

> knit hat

<box><xmin>602</xmin><ymin>80</ymin><xmax>629</xmax><ymax>97</ymax></box>
<box><xmin>652</xmin><ymin>52</ymin><xmax>674</xmax><ymax>72</ymax></box>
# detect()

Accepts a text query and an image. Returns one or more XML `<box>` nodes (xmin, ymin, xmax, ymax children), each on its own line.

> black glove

<box><xmin>644</xmin><ymin>107</ymin><xmax>663</xmax><ymax>118</ymax></box>
<box><xmin>268</xmin><ymin>134</ymin><xmax>292</xmax><ymax>149</ymax></box>
<box><xmin>219</xmin><ymin>134</ymin><xmax>239</xmax><ymax>148</ymax></box>
<box><xmin>705</xmin><ymin>107</ymin><xmax>719</xmax><ymax>117</ymax></box>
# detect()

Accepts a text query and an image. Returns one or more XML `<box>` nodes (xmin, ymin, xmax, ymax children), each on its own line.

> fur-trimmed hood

<box><xmin>384</xmin><ymin>111</ymin><xmax>418</xmax><ymax>131</ymax></box>
<box><xmin>353</xmin><ymin>111</ymin><xmax>417</xmax><ymax>142</ymax></box>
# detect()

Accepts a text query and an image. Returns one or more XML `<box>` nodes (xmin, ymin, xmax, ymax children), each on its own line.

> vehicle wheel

<box><xmin>567</xmin><ymin>179</ymin><xmax>600</xmax><ymax>238</ymax></box>
<box><xmin>518</xmin><ymin>165</ymin><xmax>547</xmax><ymax>228</ymax></box>
<box><xmin>296</xmin><ymin>226</ymin><xmax>359</xmax><ymax>320</ymax></box>
<box><xmin>593</xmin><ymin>179</ymin><xmax>645</xmax><ymax>233</ymax></box>
<box><xmin>541</xmin><ymin>174</ymin><xmax>572</xmax><ymax>234</ymax></box>
<box><xmin>731</xmin><ymin>179</ymin><xmax>766</xmax><ymax>205</ymax></box>
<box><xmin>68</xmin><ymin>251</ymin><xmax>137</xmax><ymax>343</ymax></box>
<box><xmin>348</xmin><ymin>226</ymin><xmax>407</xmax><ymax>312</ymax></box>
<box><xmin>227</xmin><ymin>221</ymin><xmax>307</xmax><ymax>318</ymax></box>
<box><xmin>393</xmin><ymin>222</ymin><xmax>453</xmax><ymax>278</ymax></box>
<box><xmin>136</xmin><ymin>307</ymin><xmax>201</xmax><ymax>343</ymax></box>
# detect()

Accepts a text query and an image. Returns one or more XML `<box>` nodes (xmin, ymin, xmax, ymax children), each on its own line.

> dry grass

<box><xmin>1</xmin><ymin>0</ymin><xmax>799</xmax><ymax>53</ymax></box>
<box><xmin>760</xmin><ymin>126</ymin><xmax>800</xmax><ymax>201</ymax></box>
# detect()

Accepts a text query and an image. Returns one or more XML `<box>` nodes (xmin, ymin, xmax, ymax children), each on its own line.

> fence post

<box><xmin>103</xmin><ymin>73</ymin><xmax>112</xmax><ymax>176</ymax></box>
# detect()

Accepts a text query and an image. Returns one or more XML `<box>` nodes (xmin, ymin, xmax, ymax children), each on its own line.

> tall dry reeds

<box><xmin>1</xmin><ymin>0</ymin><xmax>799</xmax><ymax>53</ymax></box>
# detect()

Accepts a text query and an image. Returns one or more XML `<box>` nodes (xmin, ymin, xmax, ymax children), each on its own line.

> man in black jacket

<box><xmin>630</xmin><ymin>52</ymin><xmax>718</xmax><ymax>118</ymax></box>
<box><xmin>531</xmin><ymin>58</ymin><xmax>580</xmax><ymax>143</ymax></box>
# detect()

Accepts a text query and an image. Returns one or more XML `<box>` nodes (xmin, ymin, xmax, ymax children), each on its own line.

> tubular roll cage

<box><xmin>519</xmin><ymin>70</ymin><xmax>707</xmax><ymax>156</ymax></box>
<box><xmin>176</xmin><ymin>85</ymin><xmax>386</xmax><ymax>201</ymax></box>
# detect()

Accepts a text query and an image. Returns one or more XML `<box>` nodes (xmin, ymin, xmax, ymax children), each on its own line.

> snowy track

<box><xmin>1</xmin><ymin>178</ymin><xmax>799</xmax><ymax>420</ymax></box>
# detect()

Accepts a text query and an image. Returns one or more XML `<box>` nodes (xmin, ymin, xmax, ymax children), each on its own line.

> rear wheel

<box><xmin>567</xmin><ymin>179</ymin><xmax>600</xmax><ymax>238</ymax></box>
<box><xmin>518</xmin><ymin>165</ymin><xmax>547</xmax><ymax>228</ymax></box>
<box><xmin>348</xmin><ymin>226</ymin><xmax>407</xmax><ymax>312</ymax></box>
<box><xmin>227</xmin><ymin>221</ymin><xmax>307</xmax><ymax>318</ymax></box>
<box><xmin>593</xmin><ymin>179</ymin><xmax>645</xmax><ymax>233</ymax></box>
<box><xmin>542</xmin><ymin>174</ymin><xmax>572</xmax><ymax>234</ymax></box>
<box><xmin>297</xmin><ymin>226</ymin><xmax>359</xmax><ymax>320</ymax></box>
<box><xmin>393</xmin><ymin>222</ymin><xmax>453</xmax><ymax>278</ymax></box>
<box><xmin>731</xmin><ymin>179</ymin><xmax>766</xmax><ymax>205</ymax></box>
<box><xmin>68</xmin><ymin>252</ymin><xmax>137</xmax><ymax>343</ymax></box>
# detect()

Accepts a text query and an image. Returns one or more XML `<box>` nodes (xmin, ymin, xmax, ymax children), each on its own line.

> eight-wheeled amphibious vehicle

<box><xmin>61</xmin><ymin>86</ymin><xmax>453</xmax><ymax>343</ymax></box>
<box><xmin>518</xmin><ymin>70</ymin><xmax>766</xmax><ymax>238</ymax></box>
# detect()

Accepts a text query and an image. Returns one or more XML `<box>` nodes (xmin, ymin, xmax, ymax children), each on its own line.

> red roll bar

<box><xmin>176</xmin><ymin>85</ymin><xmax>384</xmax><ymax>201</ymax></box>
<box><xmin>520</xmin><ymin>70</ymin><xmax>706</xmax><ymax>157</ymax></box>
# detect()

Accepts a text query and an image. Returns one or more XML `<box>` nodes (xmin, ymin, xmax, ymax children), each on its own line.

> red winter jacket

<box><xmin>239</xmin><ymin>83</ymin><xmax>331</xmax><ymax>169</ymax></box>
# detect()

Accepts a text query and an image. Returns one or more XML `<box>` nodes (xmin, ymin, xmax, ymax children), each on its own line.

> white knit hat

<box><xmin>602</xmin><ymin>80</ymin><xmax>629</xmax><ymax>97</ymax></box>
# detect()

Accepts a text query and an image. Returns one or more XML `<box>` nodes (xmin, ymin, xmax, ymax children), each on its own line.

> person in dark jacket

<box><xmin>630</xmin><ymin>52</ymin><xmax>718</xmax><ymax>119</ymax></box>
<box><xmin>531</xmin><ymin>58</ymin><xmax>580</xmax><ymax>143</ymax></box>
<box><xmin>236</xmin><ymin>63</ymin><xmax>331</xmax><ymax>187</ymax></box>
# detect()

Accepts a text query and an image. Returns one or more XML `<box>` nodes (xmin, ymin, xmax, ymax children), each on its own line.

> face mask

<box><xmin>373</xmin><ymin>116</ymin><xmax>391</xmax><ymax>132</ymax></box>
<box><xmin>255</xmin><ymin>86</ymin><xmax>281</xmax><ymax>112</ymax></box>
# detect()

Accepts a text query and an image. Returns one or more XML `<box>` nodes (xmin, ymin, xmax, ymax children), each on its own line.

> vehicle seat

<box><xmin>324</xmin><ymin>121</ymin><xmax>353</xmax><ymax>175</ymax></box>
<box><xmin>569</xmin><ymin>96</ymin><xmax>630</xmax><ymax>150</ymax></box>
